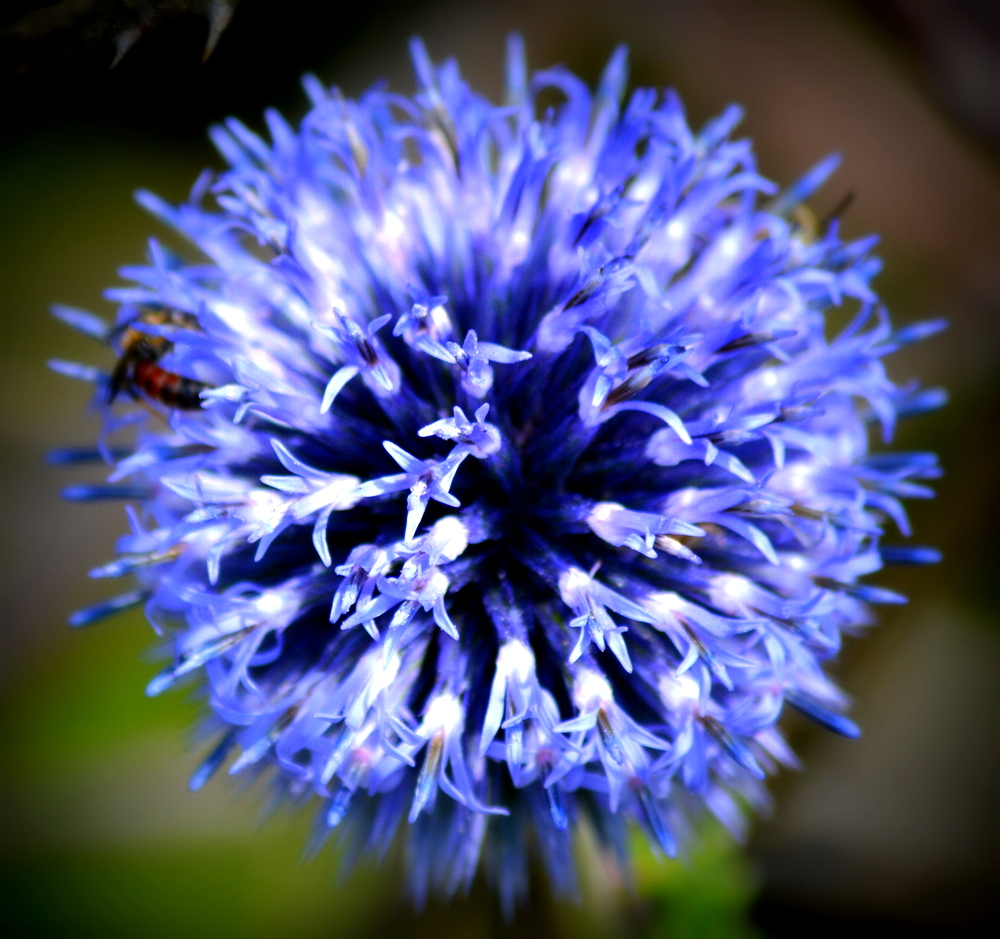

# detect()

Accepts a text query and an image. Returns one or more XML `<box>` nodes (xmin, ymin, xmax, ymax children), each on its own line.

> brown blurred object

<box><xmin>853</xmin><ymin>0</ymin><xmax>1000</xmax><ymax>160</ymax></box>
<box><xmin>2</xmin><ymin>0</ymin><xmax>239</xmax><ymax>70</ymax></box>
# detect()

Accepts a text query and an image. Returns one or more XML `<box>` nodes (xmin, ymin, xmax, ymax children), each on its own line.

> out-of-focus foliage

<box><xmin>633</xmin><ymin>824</ymin><xmax>762</xmax><ymax>939</ymax></box>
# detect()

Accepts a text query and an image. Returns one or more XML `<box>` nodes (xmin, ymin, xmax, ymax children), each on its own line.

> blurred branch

<box><xmin>2</xmin><ymin>1</ymin><xmax>239</xmax><ymax>70</ymax></box>
<box><xmin>849</xmin><ymin>0</ymin><xmax>1000</xmax><ymax>162</ymax></box>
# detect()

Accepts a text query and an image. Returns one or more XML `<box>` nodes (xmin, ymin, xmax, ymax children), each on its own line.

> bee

<box><xmin>107</xmin><ymin>307</ymin><xmax>212</xmax><ymax>410</ymax></box>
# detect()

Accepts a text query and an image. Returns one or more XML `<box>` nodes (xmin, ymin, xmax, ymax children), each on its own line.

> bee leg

<box><xmin>106</xmin><ymin>357</ymin><xmax>132</xmax><ymax>405</ymax></box>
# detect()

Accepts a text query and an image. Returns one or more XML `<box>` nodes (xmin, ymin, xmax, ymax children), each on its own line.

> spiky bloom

<box><xmin>53</xmin><ymin>40</ymin><xmax>942</xmax><ymax>908</ymax></box>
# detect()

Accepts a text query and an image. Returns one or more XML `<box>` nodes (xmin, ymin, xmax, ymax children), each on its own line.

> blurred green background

<box><xmin>2</xmin><ymin>1</ymin><xmax>1000</xmax><ymax>936</ymax></box>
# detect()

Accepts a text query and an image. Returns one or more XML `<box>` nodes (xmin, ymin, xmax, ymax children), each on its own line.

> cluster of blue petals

<box><xmin>54</xmin><ymin>40</ymin><xmax>942</xmax><ymax>907</ymax></box>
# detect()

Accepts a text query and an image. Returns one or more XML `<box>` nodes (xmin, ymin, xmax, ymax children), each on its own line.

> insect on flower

<box><xmin>107</xmin><ymin>307</ymin><xmax>213</xmax><ymax>410</ymax></box>
<box><xmin>52</xmin><ymin>37</ymin><xmax>943</xmax><ymax>910</ymax></box>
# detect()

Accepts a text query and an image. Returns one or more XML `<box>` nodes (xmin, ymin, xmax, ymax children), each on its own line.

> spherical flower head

<box><xmin>54</xmin><ymin>38</ymin><xmax>943</xmax><ymax>908</ymax></box>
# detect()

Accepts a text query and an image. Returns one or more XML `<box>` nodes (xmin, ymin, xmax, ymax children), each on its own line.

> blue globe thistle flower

<box><xmin>53</xmin><ymin>38</ymin><xmax>943</xmax><ymax>908</ymax></box>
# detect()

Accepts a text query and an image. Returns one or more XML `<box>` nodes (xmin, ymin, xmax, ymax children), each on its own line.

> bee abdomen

<box><xmin>134</xmin><ymin>361</ymin><xmax>210</xmax><ymax>410</ymax></box>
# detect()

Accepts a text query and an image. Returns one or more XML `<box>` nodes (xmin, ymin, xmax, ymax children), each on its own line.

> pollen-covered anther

<box><xmin>559</xmin><ymin>567</ymin><xmax>632</xmax><ymax>670</ymax></box>
<box><xmin>372</xmin><ymin>563</ymin><xmax>459</xmax><ymax>643</ymax></box>
<box><xmin>330</xmin><ymin>544</ymin><xmax>392</xmax><ymax>625</ymax></box>
<box><xmin>89</xmin><ymin>543</ymin><xmax>184</xmax><ymax>578</ymax></box>
<box><xmin>443</xmin><ymin>329</ymin><xmax>532</xmax><ymax>398</ymax></box>
<box><xmin>653</xmin><ymin>535</ymin><xmax>703</xmax><ymax>564</ymax></box>
<box><xmin>587</xmin><ymin>501</ymin><xmax>704</xmax><ymax>558</ymax></box>
<box><xmin>555</xmin><ymin>666</ymin><xmax>670</xmax><ymax>789</ymax></box>
<box><xmin>480</xmin><ymin>639</ymin><xmax>539</xmax><ymax>758</ymax></box>
<box><xmin>145</xmin><ymin>624</ymin><xmax>257</xmax><ymax>697</ymax></box>
<box><xmin>418</xmin><ymin>404</ymin><xmax>502</xmax><ymax>458</ymax></box>
<box><xmin>601</xmin><ymin>343</ymin><xmax>691</xmax><ymax>407</ymax></box>
<box><xmin>409</xmin><ymin>691</ymin><xmax>508</xmax><ymax>822</ymax></box>
<box><xmin>393</xmin><ymin>288</ymin><xmax>455</xmax><ymax>361</ymax></box>
<box><xmin>314</xmin><ymin>310</ymin><xmax>401</xmax><ymax>411</ymax></box>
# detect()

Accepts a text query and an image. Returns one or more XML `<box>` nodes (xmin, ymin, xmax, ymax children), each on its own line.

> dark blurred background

<box><xmin>2</xmin><ymin>1</ymin><xmax>999</xmax><ymax>936</ymax></box>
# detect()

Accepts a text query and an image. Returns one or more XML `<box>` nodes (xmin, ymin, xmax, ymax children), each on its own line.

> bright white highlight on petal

<box><xmin>256</xmin><ymin>593</ymin><xmax>285</xmax><ymax>615</ymax></box>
